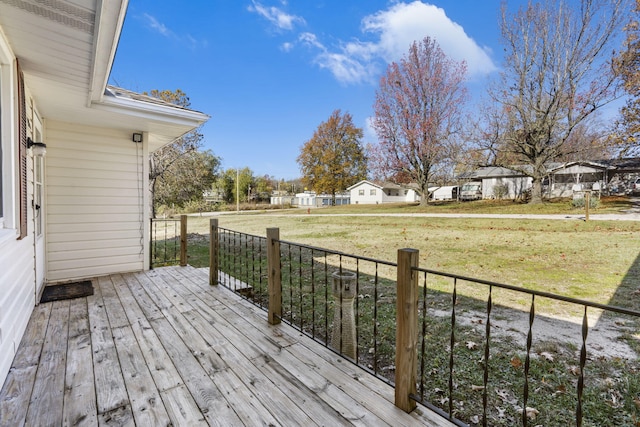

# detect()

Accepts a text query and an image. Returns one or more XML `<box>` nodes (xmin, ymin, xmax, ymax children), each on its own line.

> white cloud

<box><xmin>361</xmin><ymin>1</ymin><xmax>496</xmax><ymax>75</ymax></box>
<box><xmin>297</xmin><ymin>1</ymin><xmax>496</xmax><ymax>85</ymax></box>
<box><xmin>143</xmin><ymin>13</ymin><xmax>173</xmax><ymax>37</ymax></box>
<box><xmin>248</xmin><ymin>0</ymin><xmax>305</xmax><ymax>31</ymax></box>
<box><xmin>141</xmin><ymin>13</ymin><xmax>207</xmax><ymax>50</ymax></box>
<box><xmin>280</xmin><ymin>42</ymin><xmax>294</xmax><ymax>52</ymax></box>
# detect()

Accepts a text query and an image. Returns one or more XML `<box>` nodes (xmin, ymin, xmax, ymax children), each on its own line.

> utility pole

<box><xmin>236</xmin><ymin>168</ymin><xmax>239</xmax><ymax>213</ymax></box>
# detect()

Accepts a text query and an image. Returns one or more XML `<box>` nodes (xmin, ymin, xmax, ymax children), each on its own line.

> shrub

<box><xmin>493</xmin><ymin>183</ymin><xmax>509</xmax><ymax>199</ymax></box>
<box><xmin>572</xmin><ymin>196</ymin><xmax>599</xmax><ymax>209</ymax></box>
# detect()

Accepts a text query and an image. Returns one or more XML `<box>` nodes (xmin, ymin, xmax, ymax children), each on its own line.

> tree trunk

<box><xmin>530</xmin><ymin>178</ymin><xmax>543</xmax><ymax>204</ymax></box>
<box><xmin>419</xmin><ymin>186</ymin><xmax>430</xmax><ymax>206</ymax></box>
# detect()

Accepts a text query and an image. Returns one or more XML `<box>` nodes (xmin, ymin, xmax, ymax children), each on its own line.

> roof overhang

<box><xmin>0</xmin><ymin>0</ymin><xmax>208</xmax><ymax>151</ymax></box>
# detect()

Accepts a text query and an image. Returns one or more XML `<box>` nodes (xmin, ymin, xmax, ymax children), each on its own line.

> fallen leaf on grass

<box><xmin>510</xmin><ymin>355</ymin><xmax>523</xmax><ymax>369</ymax></box>
<box><xmin>471</xmin><ymin>385</ymin><xmax>485</xmax><ymax>391</ymax></box>
<box><xmin>466</xmin><ymin>341</ymin><xmax>478</xmax><ymax>350</ymax></box>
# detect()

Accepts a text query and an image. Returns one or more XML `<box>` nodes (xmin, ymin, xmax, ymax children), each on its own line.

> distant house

<box><xmin>293</xmin><ymin>191</ymin><xmax>350</xmax><ymax>207</ymax></box>
<box><xmin>0</xmin><ymin>1</ymin><xmax>208</xmax><ymax>386</ymax></box>
<box><xmin>459</xmin><ymin>167</ymin><xmax>532</xmax><ymax>199</ymax></box>
<box><xmin>459</xmin><ymin>160</ymin><xmax>640</xmax><ymax>199</ymax></box>
<box><xmin>348</xmin><ymin>180</ymin><xmax>420</xmax><ymax>204</ymax></box>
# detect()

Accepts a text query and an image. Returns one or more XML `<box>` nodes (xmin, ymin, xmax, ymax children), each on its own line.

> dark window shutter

<box><xmin>17</xmin><ymin>60</ymin><xmax>27</xmax><ymax>240</ymax></box>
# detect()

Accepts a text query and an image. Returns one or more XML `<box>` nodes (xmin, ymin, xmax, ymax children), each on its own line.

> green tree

<box><xmin>214</xmin><ymin>167</ymin><xmax>254</xmax><ymax>204</ymax></box>
<box><xmin>297</xmin><ymin>110</ymin><xmax>367</xmax><ymax>203</ymax></box>
<box><xmin>154</xmin><ymin>150</ymin><xmax>220</xmax><ymax>210</ymax></box>
<box><xmin>147</xmin><ymin>89</ymin><xmax>220</xmax><ymax>216</ymax></box>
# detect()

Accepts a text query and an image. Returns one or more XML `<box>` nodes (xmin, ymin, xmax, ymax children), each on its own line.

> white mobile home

<box><xmin>0</xmin><ymin>1</ymin><xmax>208</xmax><ymax>386</ymax></box>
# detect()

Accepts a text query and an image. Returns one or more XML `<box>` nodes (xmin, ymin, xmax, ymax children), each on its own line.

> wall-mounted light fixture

<box><xmin>132</xmin><ymin>133</ymin><xmax>143</xmax><ymax>143</ymax></box>
<box><xmin>27</xmin><ymin>137</ymin><xmax>46</xmax><ymax>157</ymax></box>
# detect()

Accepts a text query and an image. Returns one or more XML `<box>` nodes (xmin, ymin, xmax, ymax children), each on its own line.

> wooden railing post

<box><xmin>180</xmin><ymin>215</ymin><xmax>187</xmax><ymax>266</ymax></box>
<box><xmin>209</xmin><ymin>218</ymin><xmax>219</xmax><ymax>286</ymax></box>
<box><xmin>585</xmin><ymin>190</ymin><xmax>591</xmax><ymax>222</ymax></box>
<box><xmin>395</xmin><ymin>248</ymin><xmax>419</xmax><ymax>412</ymax></box>
<box><xmin>267</xmin><ymin>228</ymin><xmax>281</xmax><ymax>325</ymax></box>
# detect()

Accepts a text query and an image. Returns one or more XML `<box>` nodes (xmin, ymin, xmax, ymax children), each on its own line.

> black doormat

<box><xmin>40</xmin><ymin>280</ymin><xmax>94</xmax><ymax>303</ymax></box>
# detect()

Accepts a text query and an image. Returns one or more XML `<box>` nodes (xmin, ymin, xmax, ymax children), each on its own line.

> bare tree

<box><xmin>613</xmin><ymin>0</ymin><xmax>640</xmax><ymax>155</ymax></box>
<box><xmin>488</xmin><ymin>0</ymin><xmax>627</xmax><ymax>203</ymax></box>
<box><xmin>370</xmin><ymin>37</ymin><xmax>468</xmax><ymax>205</ymax></box>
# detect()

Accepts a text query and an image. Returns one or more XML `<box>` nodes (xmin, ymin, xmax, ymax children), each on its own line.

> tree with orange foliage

<box><xmin>297</xmin><ymin>110</ymin><xmax>367</xmax><ymax>204</ymax></box>
<box><xmin>614</xmin><ymin>0</ymin><xmax>640</xmax><ymax>155</ymax></box>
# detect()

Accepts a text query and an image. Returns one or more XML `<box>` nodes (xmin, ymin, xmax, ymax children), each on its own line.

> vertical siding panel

<box><xmin>45</xmin><ymin>122</ymin><xmax>145</xmax><ymax>282</ymax></box>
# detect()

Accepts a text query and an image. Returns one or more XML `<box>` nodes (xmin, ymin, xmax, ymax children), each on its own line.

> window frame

<box><xmin>0</xmin><ymin>38</ymin><xmax>15</xmax><ymax>236</ymax></box>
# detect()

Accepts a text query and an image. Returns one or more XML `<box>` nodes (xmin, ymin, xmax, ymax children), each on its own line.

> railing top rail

<box><xmin>415</xmin><ymin>265</ymin><xmax>640</xmax><ymax>318</ymax></box>
<box><xmin>151</xmin><ymin>218</ymin><xmax>181</xmax><ymax>222</ymax></box>
<box><xmin>218</xmin><ymin>227</ymin><xmax>267</xmax><ymax>241</ymax></box>
<box><xmin>277</xmin><ymin>238</ymin><xmax>398</xmax><ymax>268</ymax></box>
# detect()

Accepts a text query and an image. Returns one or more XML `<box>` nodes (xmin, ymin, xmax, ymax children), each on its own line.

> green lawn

<box><xmin>186</xmin><ymin>210</ymin><xmax>639</xmax><ymax>310</ymax></box>
<box><xmin>283</xmin><ymin>195</ymin><xmax>635</xmax><ymax>215</ymax></box>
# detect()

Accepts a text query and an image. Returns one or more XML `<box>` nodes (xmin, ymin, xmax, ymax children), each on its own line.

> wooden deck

<box><xmin>0</xmin><ymin>266</ymin><xmax>454</xmax><ymax>426</ymax></box>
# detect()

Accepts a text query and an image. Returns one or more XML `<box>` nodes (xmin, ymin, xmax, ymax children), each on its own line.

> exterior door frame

<box><xmin>32</xmin><ymin>112</ymin><xmax>45</xmax><ymax>299</ymax></box>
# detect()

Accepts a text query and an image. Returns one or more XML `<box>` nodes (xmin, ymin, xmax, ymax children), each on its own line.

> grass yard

<box><xmin>185</xmin><ymin>210</ymin><xmax>640</xmax><ymax>311</ymax></box>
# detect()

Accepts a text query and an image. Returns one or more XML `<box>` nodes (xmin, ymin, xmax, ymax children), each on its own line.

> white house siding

<box><xmin>349</xmin><ymin>182</ymin><xmax>383</xmax><ymax>204</ymax></box>
<box><xmin>483</xmin><ymin>177</ymin><xmax>532</xmax><ymax>199</ymax></box>
<box><xmin>45</xmin><ymin>122</ymin><xmax>146</xmax><ymax>282</ymax></box>
<box><xmin>349</xmin><ymin>181</ymin><xmax>419</xmax><ymax>204</ymax></box>
<box><xmin>0</xmin><ymin>228</ymin><xmax>36</xmax><ymax>390</ymax></box>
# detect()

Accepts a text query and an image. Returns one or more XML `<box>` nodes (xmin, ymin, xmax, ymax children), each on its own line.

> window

<box><xmin>370</xmin><ymin>189</ymin><xmax>376</xmax><ymax>196</ymax></box>
<box><xmin>358</xmin><ymin>189</ymin><xmax>364</xmax><ymax>196</ymax></box>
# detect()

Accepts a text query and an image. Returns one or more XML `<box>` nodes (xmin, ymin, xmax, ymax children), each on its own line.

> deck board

<box><xmin>0</xmin><ymin>265</ymin><xmax>456</xmax><ymax>426</ymax></box>
<box><xmin>24</xmin><ymin>300</ymin><xmax>69</xmax><ymax>427</ymax></box>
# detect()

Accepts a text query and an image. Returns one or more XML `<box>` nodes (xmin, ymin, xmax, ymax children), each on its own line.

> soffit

<box><xmin>0</xmin><ymin>0</ymin><xmax>208</xmax><ymax>148</ymax></box>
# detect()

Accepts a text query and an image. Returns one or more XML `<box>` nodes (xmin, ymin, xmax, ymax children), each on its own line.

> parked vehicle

<box><xmin>631</xmin><ymin>177</ymin><xmax>640</xmax><ymax>195</ymax></box>
<box><xmin>460</xmin><ymin>182</ymin><xmax>482</xmax><ymax>201</ymax></box>
<box><xmin>429</xmin><ymin>186</ymin><xmax>458</xmax><ymax>201</ymax></box>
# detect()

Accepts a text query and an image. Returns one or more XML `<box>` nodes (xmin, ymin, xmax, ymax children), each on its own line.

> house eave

<box><xmin>87</xmin><ymin>0</ymin><xmax>129</xmax><ymax>106</ymax></box>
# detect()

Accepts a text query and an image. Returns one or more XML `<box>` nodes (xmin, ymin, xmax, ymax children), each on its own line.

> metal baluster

<box><xmin>576</xmin><ymin>306</ymin><xmax>588</xmax><ymax>427</ymax></box>
<box><xmin>448</xmin><ymin>278</ymin><xmax>457</xmax><ymax>418</ymax></box>
<box><xmin>311</xmin><ymin>248</ymin><xmax>316</xmax><ymax>339</ymax></box>
<box><xmin>523</xmin><ymin>294</ymin><xmax>535</xmax><ymax>427</ymax></box>
<box><xmin>482</xmin><ymin>286</ymin><xmax>492</xmax><ymax>427</ymax></box>
<box><xmin>419</xmin><ymin>270</ymin><xmax>428</xmax><ymax>400</ymax></box>
<box><xmin>373</xmin><ymin>263</ymin><xmax>379</xmax><ymax>375</ymax></box>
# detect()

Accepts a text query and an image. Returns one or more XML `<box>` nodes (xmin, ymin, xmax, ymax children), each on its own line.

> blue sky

<box><xmin>109</xmin><ymin>1</ymin><xmax>551</xmax><ymax>179</ymax></box>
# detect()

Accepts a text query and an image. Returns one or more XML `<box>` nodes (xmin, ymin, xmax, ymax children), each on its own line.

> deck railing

<box><xmin>150</xmin><ymin>215</ymin><xmax>187</xmax><ymax>268</ymax></box>
<box><xmin>206</xmin><ymin>219</ymin><xmax>639</xmax><ymax>427</ymax></box>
